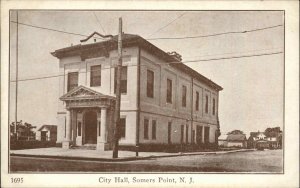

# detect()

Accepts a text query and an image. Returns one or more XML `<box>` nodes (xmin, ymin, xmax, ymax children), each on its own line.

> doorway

<box><xmin>84</xmin><ymin>111</ymin><xmax>97</xmax><ymax>144</ymax></box>
<box><xmin>41</xmin><ymin>131</ymin><xmax>47</xmax><ymax>141</ymax></box>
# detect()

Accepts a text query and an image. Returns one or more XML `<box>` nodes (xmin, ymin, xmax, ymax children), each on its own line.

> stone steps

<box><xmin>71</xmin><ymin>144</ymin><xmax>96</xmax><ymax>150</ymax></box>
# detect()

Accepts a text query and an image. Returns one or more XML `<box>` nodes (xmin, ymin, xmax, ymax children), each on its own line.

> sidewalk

<box><xmin>10</xmin><ymin>147</ymin><xmax>256</xmax><ymax>161</ymax></box>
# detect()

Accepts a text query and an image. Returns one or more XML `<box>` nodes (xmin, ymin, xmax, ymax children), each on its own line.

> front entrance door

<box><xmin>84</xmin><ymin>111</ymin><xmax>97</xmax><ymax>144</ymax></box>
<box><xmin>41</xmin><ymin>131</ymin><xmax>47</xmax><ymax>141</ymax></box>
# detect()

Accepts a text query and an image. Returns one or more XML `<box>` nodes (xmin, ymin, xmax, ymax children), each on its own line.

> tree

<box><xmin>227</xmin><ymin>130</ymin><xmax>244</xmax><ymax>135</ymax></box>
<box><xmin>10</xmin><ymin>120</ymin><xmax>36</xmax><ymax>140</ymax></box>
<box><xmin>264</xmin><ymin>127</ymin><xmax>282</xmax><ymax>148</ymax></box>
<box><xmin>264</xmin><ymin>127</ymin><xmax>281</xmax><ymax>137</ymax></box>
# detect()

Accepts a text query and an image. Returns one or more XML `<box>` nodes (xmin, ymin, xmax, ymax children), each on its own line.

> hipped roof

<box><xmin>38</xmin><ymin>125</ymin><xmax>57</xmax><ymax>132</ymax></box>
<box><xmin>226</xmin><ymin>134</ymin><xmax>247</xmax><ymax>141</ymax></box>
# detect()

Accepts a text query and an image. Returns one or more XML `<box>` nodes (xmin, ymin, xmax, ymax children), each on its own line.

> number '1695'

<box><xmin>11</xmin><ymin>178</ymin><xmax>23</xmax><ymax>183</ymax></box>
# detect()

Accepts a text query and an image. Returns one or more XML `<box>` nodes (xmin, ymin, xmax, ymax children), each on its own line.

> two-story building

<box><xmin>51</xmin><ymin>33</ymin><xmax>223</xmax><ymax>151</ymax></box>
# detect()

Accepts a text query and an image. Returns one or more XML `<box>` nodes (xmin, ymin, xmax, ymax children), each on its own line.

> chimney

<box><xmin>167</xmin><ymin>51</ymin><xmax>182</xmax><ymax>61</ymax></box>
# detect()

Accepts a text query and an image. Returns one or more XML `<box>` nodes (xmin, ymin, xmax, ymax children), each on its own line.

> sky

<box><xmin>9</xmin><ymin>10</ymin><xmax>284</xmax><ymax>137</ymax></box>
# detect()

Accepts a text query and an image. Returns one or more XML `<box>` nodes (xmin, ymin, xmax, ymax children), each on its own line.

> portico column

<box><xmin>62</xmin><ymin>109</ymin><xmax>71</xmax><ymax>149</ymax></box>
<box><xmin>97</xmin><ymin>107</ymin><xmax>107</xmax><ymax>150</ymax></box>
<box><xmin>100</xmin><ymin>107</ymin><xmax>107</xmax><ymax>141</ymax></box>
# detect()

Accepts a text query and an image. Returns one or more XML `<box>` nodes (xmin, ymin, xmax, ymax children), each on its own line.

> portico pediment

<box><xmin>60</xmin><ymin>86</ymin><xmax>115</xmax><ymax>109</ymax></box>
<box><xmin>60</xmin><ymin>85</ymin><xmax>114</xmax><ymax>101</ymax></box>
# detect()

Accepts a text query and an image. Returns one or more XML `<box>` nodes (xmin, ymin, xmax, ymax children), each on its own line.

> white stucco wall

<box><xmin>138</xmin><ymin>49</ymin><xmax>219</xmax><ymax>145</ymax></box>
<box><xmin>55</xmin><ymin>45</ymin><xmax>221</xmax><ymax>146</ymax></box>
<box><xmin>227</xmin><ymin>142</ymin><xmax>243</xmax><ymax>147</ymax></box>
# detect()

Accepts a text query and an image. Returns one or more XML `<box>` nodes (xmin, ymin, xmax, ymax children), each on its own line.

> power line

<box><xmin>147</xmin><ymin>12</ymin><xmax>186</xmax><ymax>38</ymax></box>
<box><xmin>10</xmin><ymin>19</ymin><xmax>284</xmax><ymax>59</ymax></box>
<box><xmin>92</xmin><ymin>12</ymin><xmax>106</xmax><ymax>34</ymax></box>
<box><xmin>11</xmin><ymin>21</ymin><xmax>88</xmax><ymax>38</ymax></box>
<box><xmin>147</xmin><ymin>24</ymin><xmax>283</xmax><ymax>40</ymax></box>
<box><xmin>181</xmin><ymin>51</ymin><xmax>283</xmax><ymax>63</ymax></box>
<box><xmin>183</xmin><ymin>47</ymin><xmax>283</xmax><ymax>59</ymax></box>
<box><xmin>11</xmin><ymin>21</ymin><xmax>283</xmax><ymax>43</ymax></box>
<box><xmin>10</xmin><ymin>51</ymin><xmax>283</xmax><ymax>83</ymax></box>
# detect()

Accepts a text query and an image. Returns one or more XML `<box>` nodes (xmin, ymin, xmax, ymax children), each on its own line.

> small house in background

<box><xmin>218</xmin><ymin>134</ymin><xmax>228</xmax><ymax>147</ymax></box>
<box><xmin>226</xmin><ymin>134</ymin><xmax>247</xmax><ymax>148</ymax></box>
<box><xmin>36</xmin><ymin>125</ymin><xmax>57</xmax><ymax>141</ymax></box>
<box><xmin>248</xmin><ymin>132</ymin><xmax>266</xmax><ymax>148</ymax></box>
<box><xmin>248</xmin><ymin>128</ymin><xmax>282</xmax><ymax>149</ymax></box>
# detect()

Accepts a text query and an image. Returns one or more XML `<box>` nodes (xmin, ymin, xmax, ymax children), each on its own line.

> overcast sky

<box><xmin>9</xmin><ymin>11</ymin><xmax>284</xmax><ymax>137</ymax></box>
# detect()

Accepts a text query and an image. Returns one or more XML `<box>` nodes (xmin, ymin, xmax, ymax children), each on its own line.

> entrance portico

<box><xmin>60</xmin><ymin>86</ymin><xmax>115</xmax><ymax>151</ymax></box>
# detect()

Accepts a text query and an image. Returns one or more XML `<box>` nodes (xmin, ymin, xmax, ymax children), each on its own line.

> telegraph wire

<box><xmin>11</xmin><ymin>21</ymin><xmax>87</xmax><ymax>37</ymax></box>
<box><xmin>9</xmin><ymin>20</ymin><xmax>283</xmax><ymax>83</ymax></box>
<box><xmin>92</xmin><ymin>12</ymin><xmax>107</xmax><ymax>35</ymax></box>
<box><xmin>11</xmin><ymin>21</ymin><xmax>282</xmax><ymax>42</ymax></box>
<box><xmin>183</xmin><ymin>47</ymin><xmax>283</xmax><ymax>59</ymax></box>
<box><xmin>10</xmin><ymin>21</ymin><xmax>104</xmax><ymax>40</ymax></box>
<box><xmin>10</xmin><ymin>18</ymin><xmax>283</xmax><ymax>60</ymax></box>
<box><xmin>181</xmin><ymin>51</ymin><xmax>283</xmax><ymax>63</ymax></box>
<box><xmin>146</xmin><ymin>12</ymin><xmax>187</xmax><ymax>38</ymax></box>
<box><xmin>10</xmin><ymin>51</ymin><xmax>283</xmax><ymax>83</ymax></box>
<box><xmin>147</xmin><ymin>24</ymin><xmax>283</xmax><ymax>40</ymax></box>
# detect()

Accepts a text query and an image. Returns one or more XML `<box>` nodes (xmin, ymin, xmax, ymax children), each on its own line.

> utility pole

<box><xmin>15</xmin><ymin>11</ymin><xmax>19</xmax><ymax>140</ymax></box>
<box><xmin>112</xmin><ymin>17</ymin><xmax>122</xmax><ymax>158</ymax></box>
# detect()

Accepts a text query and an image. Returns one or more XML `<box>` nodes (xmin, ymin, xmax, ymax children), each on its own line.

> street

<box><xmin>10</xmin><ymin>149</ymin><xmax>283</xmax><ymax>173</ymax></box>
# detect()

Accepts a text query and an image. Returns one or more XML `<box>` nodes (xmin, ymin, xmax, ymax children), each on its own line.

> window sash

<box><xmin>168</xmin><ymin>122</ymin><xmax>172</xmax><ymax>144</ymax></box>
<box><xmin>182</xmin><ymin>85</ymin><xmax>187</xmax><ymax>107</ymax></box>
<box><xmin>180</xmin><ymin>125</ymin><xmax>184</xmax><ymax>144</ymax></box>
<box><xmin>67</xmin><ymin>72</ymin><xmax>78</xmax><ymax>92</ymax></box>
<box><xmin>204</xmin><ymin>127</ymin><xmax>210</xmax><ymax>143</ymax></box>
<box><xmin>212</xmin><ymin>99</ymin><xmax>216</xmax><ymax>115</ymax></box>
<box><xmin>152</xmin><ymin>120</ymin><xmax>156</xmax><ymax>139</ymax></box>
<box><xmin>205</xmin><ymin>95</ymin><xmax>209</xmax><ymax>113</ymax></box>
<box><xmin>196</xmin><ymin>91</ymin><xmax>199</xmax><ymax>111</ymax></box>
<box><xmin>186</xmin><ymin>125</ymin><xmax>189</xmax><ymax>143</ymax></box>
<box><xmin>114</xmin><ymin>66</ymin><xmax>127</xmax><ymax>94</ymax></box>
<box><xmin>166</xmin><ymin>79</ymin><xmax>172</xmax><ymax>103</ymax></box>
<box><xmin>90</xmin><ymin>65</ymin><xmax>101</xmax><ymax>87</ymax></box>
<box><xmin>147</xmin><ymin>70</ymin><xmax>154</xmax><ymax>98</ymax></box>
<box><xmin>144</xmin><ymin>119</ymin><xmax>149</xmax><ymax>139</ymax></box>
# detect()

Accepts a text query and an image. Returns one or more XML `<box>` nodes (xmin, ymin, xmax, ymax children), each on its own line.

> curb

<box><xmin>10</xmin><ymin>153</ymin><xmax>151</xmax><ymax>162</ymax></box>
<box><xmin>10</xmin><ymin>149</ymin><xmax>256</xmax><ymax>162</ymax></box>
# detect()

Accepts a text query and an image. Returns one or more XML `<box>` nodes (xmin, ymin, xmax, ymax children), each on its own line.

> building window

<box><xmin>182</xmin><ymin>85</ymin><xmax>187</xmax><ymax>107</ymax></box>
<box><xmin>181</xmin><ymin>125</ymin><xmax>184</xmax><ymax>144</ymax></box>
<box><xmin>90</xmin><ymin>65</ymin><xmax>101</xmax><ymax>87</ymax></box>
<box><xmin>119</xmin><ymin>118</ymin><xmax>126</xmax><ymax>138</ymax></box>
<box><xmin>204</xmin><ymin>127</ymin><xmax>210</xmax><ymax>143</ymax></box>
<box><xmin>212</xmin><ymin>98</ymin><xmax>216</xmax><ymax>115</ymax></box>
<box><xmin>144</xmin><ymin>118</ymin><xmax>149</xmax><ymax>139</ymax></box>
<box><xmin>147</xmin><ymin>70</ymin><xmax>154</xmax><ymax>98</ymax></box>
<box><xmin>195</xmin><ymin>91</ymin><xmax>199</xmax><ymax>111</ymax></box>
<box><xmin>67</xmin><ymin>72</ymin><xmax>78</xmax><ymax>92</ymax></box>
<box><xmin>192</xmin><ymin>130</ymin><xmax>195</xmax><ymax>143</ymax></box>
<box><xmin>205</xmin><ymin>95</ymin><xmax>209</xmax><ymax>114</ymax></box>
<box><xmin>186</xmin><ymin>125</ymin><xmax>189</xmax><ymax>143</ymax></box>
<box><xmin>196</xmin><ymin>126</ymin><xmax>203</xmax><ymax>144</ymax></box>
<box><xmin>166</xmin><ymin>79</ymin><xmax>172</xmax><ymax>103</ymax></box>
<box><xmin>168</xmin><ymin>122</ymin><xmax>172</xmax><ymax>144</ymax></box>
<box><xmin>152</xmin><ymin>120</ymin><xmax>156</xmax><ymax>140</ymax></box>
<box><xmin>114</xmin><ymin>66</ymin><xmax>127</xmax><ymax>94</ymax></box>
